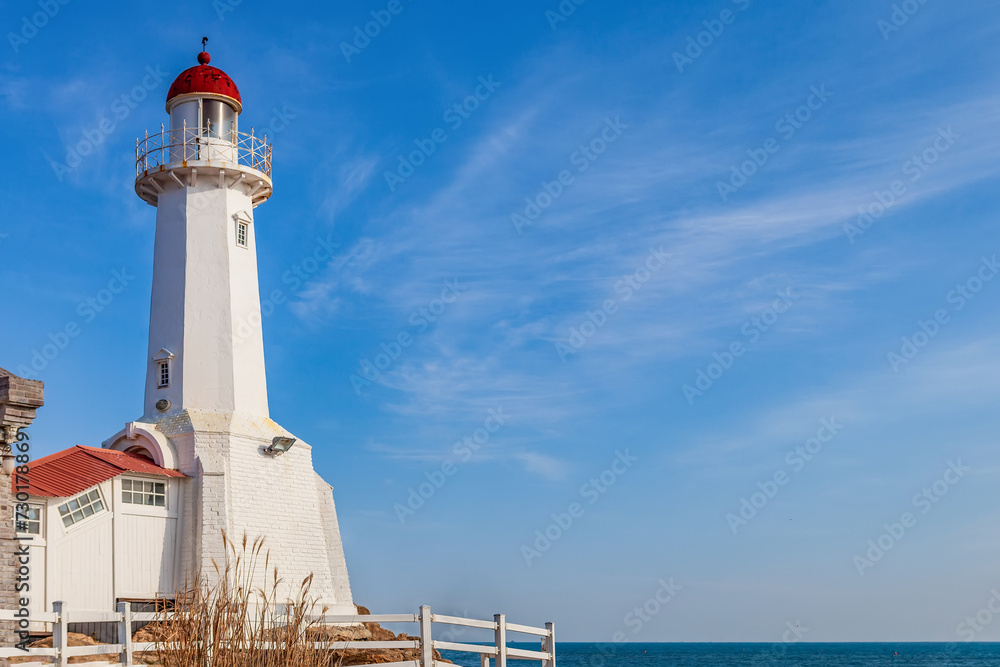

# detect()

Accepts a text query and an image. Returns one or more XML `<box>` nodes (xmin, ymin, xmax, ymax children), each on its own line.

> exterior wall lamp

<box><xmin>265</xmin><ymin>436</ymin><xmax>295</xmax><ymax>456</ymax></box>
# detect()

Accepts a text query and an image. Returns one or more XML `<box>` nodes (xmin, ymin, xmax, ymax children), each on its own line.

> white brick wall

<box><xmin>151</xmin><ymin>409</ymin><xmax>355</xmax><ymax>611</ymax></box>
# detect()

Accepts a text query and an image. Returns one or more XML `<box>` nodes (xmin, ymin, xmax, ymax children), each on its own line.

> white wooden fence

<box><xmin>0</xmin><ymin>603</ymin><xmax>555</xmax><ymax>667</ymax></box>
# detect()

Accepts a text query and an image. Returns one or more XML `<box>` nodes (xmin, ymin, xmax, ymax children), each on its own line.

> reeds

<box><xmin>151</xmin><ymin>532</ymin><xmax>342</xmax><ymax>667</ymax></box>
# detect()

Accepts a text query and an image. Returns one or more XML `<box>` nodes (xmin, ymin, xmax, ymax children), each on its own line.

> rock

<box><xmin>318</xmin><ymin>604</ymin><xmax>453</xmax><ymax>665</ymax></box>
<box><xmin>305</xmin><ymin>623</ymin><xmax>373</xmax><ymax>642</ymax></box>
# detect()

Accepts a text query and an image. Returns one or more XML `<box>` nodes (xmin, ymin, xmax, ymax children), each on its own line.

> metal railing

<box><xmin>135</xmin><ymin>123</ymin><xmax>272</xmax><ymax>178</ymax></box>
<box><xmin>0</xmin><ymin>603</ymin><xmax>556</xmax><ymax>667</ymax></box>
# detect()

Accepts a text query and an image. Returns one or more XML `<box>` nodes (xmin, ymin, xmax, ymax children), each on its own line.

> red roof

<box><xmin>166</xmin><ymin>51</ymin><xmax>241</xmax><ymax>109</ymax></box>
<box><xmin>16</xmin><ymin>446</ymin><xmax>185</xmax><ymax>498</ymax></box>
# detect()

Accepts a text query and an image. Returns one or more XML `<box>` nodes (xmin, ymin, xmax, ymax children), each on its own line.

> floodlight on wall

<box><xmin>265</xmin><ymin>437</ymin><xmax>296</xmax><ymax>456</ymax></box>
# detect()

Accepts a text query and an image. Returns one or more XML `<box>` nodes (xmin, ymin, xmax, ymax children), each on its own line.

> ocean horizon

<box><xmin>440</xmin><ymin>642</ymin><xmax>1000</xmax><ymax>665</ymax></box>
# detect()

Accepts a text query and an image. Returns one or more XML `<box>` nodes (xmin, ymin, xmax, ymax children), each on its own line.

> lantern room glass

<box><xmin>169</xmin><ymin>100</ymin><xmax>199</xmax><ymax>136</ymax></box>
<box><xmin>203</xmin><ymin>99</ymin><xmax>236</xmax><ymax>141</ymax></box>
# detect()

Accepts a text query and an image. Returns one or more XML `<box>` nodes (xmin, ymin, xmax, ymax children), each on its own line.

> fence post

<box><xmin>419</xmin><ymin>605</ymin><xmax>433</xmax><ymax>666</ymax></box>
<box><xmin>480</xmin><ymin>654</ymin><xmax>490</xmax><ymax>667</ymax></box>
<box><xmin>542</xmin><ymin>621</ymin><xmax>555</xmax><ymax>667</ymax></box>
<box><xmin>117</xmin><ymin>601</ymin><xmax>133</xmax><ymax>666</ymax></box>
<box><xmin>494</xmin><ymin>614</ymin><xmax>506</xmax><ymax>667</ymax></box>
<box><xmin>52</xmin><ymin>601</ymin><xmax>68</xmax><ymax>667</ymax></box>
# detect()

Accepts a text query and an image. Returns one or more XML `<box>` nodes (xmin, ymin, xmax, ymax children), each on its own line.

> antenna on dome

<box><xmin>198</xmin><ymin>37</ymin><xmax>211</xmax><ymax>65</ymax></box>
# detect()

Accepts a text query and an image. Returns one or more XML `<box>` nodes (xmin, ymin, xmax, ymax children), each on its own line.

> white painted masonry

<box><xmin>143</xmin><ymin>184</ymin><xmax>269</xmax><ymax>418</ymax></box>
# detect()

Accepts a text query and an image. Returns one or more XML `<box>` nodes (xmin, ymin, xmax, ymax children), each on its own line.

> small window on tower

<box><xmin>158</xmin><ymin>360</ymin><xmax>170</xmax><ymax>388</ymax></box>
<box><xmin>237</xmin><ymin>221</ymin><xmax>248</xmax><ymax>248</ymax></box>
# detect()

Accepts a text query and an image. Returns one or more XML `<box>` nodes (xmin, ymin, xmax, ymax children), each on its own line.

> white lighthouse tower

<box><xmin>102</xmin><ymin>44</ymin><xmax>355</xmax><ymax>612</ymax></box>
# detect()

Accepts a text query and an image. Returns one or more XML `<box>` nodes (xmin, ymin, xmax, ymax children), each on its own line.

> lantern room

<box><xmin>135</xmin><ymin>40</ymin><xmax>273</xmax><ymax>208</ymax></box>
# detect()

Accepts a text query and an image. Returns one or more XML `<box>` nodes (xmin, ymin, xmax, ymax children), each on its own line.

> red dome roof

<box><xmin>166</xmin><ymin>51</ymin><xmax>241</xmax><ymax>109</ymax></box>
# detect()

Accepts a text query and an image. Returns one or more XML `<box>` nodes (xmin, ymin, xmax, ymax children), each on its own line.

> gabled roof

<box><xmin>17</xmin><ymin>445</ymin><xmax>186</xmax><ymax>498</ymax></box>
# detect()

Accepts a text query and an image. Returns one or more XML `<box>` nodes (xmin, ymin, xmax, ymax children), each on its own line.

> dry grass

<box><xmin>151</xmin><ymin>532</ymin><xmax>343</xmax><ymax>667</ymax></box>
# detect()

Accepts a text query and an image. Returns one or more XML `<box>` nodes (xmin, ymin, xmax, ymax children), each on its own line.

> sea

<box><xmin>438</xmin><ymin>642</ymin><xmax>1000</xmax><ymax>666</ymax></box>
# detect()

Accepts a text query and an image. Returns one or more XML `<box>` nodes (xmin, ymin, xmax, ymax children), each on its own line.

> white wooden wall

<box><xmin>36</xmin><ymin>476</ymin><xmax>182</xmax><ymax>611</ymax></box>
<box><xmin>118</xmin><ymin>514</ymin><xmax>178</xmax><ymax>597</ymax></box>
<box><xmin>45</xmin><ymin>484</ymin><xmax>115</xmax><ymax>611</ymax></box>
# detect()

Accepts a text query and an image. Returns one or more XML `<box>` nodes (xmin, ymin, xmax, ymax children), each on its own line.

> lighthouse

<box><xmin>95</xmin><ymin>44</ymin><xmax>356</xmax><ymax>611</ymax></box>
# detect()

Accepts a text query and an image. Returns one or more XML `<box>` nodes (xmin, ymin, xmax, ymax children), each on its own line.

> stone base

<box><xmin>148</xmin><ymin>409</ymin><xmax>354</xmax><ymax>612</ymax></box>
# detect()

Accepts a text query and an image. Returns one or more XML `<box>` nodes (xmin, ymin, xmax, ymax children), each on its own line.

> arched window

<box><xmin>125</xmin><ymin>445</ymin><xmax>155</xmax><ymax>463</ymax></box>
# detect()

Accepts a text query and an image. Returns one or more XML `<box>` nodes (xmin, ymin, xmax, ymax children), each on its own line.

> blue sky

<box><xmin>3</xmin><ymin>0</ymin><xmax>1000</xmax><ymax>643</ymax></box>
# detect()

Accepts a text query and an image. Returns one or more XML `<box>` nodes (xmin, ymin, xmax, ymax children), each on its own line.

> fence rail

<box><xmin>135</xmin><ymin>125</ymin><xmax>272</xmax><ymax>178</ymax></box>
<box><xmin>0</xmin><ymin>603</ymin><xmax>555</xmax><ymax>667</ymax></box>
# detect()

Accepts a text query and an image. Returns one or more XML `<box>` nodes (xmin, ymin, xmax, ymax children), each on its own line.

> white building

<box><xmin>19</xmin><ymin>46</ymin><xmax>355</xmax><ymax>616</ymax></box>
<box><xmin>18</xmin><ymin>445</ymin><xmax>186</xmax><ymax>618</ymax></box>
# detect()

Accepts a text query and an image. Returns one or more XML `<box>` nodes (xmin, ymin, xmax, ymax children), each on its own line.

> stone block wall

<box><xmin>0</xmin><ymin>367</ymin><xmax>44</xmax><ymax>650</ymax></box>
<box><xmin>154</xmin><ymin>409</ymin><xmax>355</xmax><ymax>613</ymax></box>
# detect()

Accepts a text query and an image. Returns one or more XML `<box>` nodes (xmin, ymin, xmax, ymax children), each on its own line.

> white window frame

<box><xmin>236</xmin><ymin>220</ymin><xmax>249</xmax><ymax>248</ymax></box>
<box><xmin>152</xmin><ymin>349</ymin><xmax>175</xmax><ymax>390</ymax></box>
<box><xmin>58</xmin><ymin>489</ymin><xmax>106</xmax><ymax>529</ymax></box>
<box><xmin>121</xmin><ymin>478</ymin><xmax>167</xmax><ymax>508</ymax></box>
<box><xmin>158</xmin><ymin>360</ymin><xmax>170</xmax><ymax>388</ymax></box>
<box><xmin>16</xmin><ymin>503</ymin><xmax>44</xmax><ymax>536</ymax></box>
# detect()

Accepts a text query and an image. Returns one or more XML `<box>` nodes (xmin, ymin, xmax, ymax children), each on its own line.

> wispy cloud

<box><xmin>309</xmin><ymin>67</ymin><xmax>1000</xmax><ymax>432</ymax></box>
